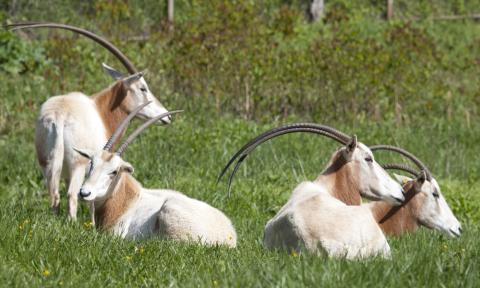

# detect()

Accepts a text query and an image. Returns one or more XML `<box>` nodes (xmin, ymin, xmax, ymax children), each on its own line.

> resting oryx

<box><xmin>219</xmin><ymin>123</ymin><xmax>405</xmax><ymax>258</ymax></box>
<box><xmin>367</xmin><ymin>145</ymin><xmax>461</xmax><ymax>237</ymax></box>
<box><xmin>74</xmin><ymin>105</ymin><xmax>237</xmax><ymax>247</ymax></box>
<box><xmin>9</xmin><ymin>23</ymin><xmax>170</xmax><ymax>220</ymax></box>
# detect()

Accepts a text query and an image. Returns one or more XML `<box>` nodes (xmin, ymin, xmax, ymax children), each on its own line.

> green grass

<box><xmin>0</xmin><ymin>111</ymin><xmax>479</xmax><ymax>287</ymax></box>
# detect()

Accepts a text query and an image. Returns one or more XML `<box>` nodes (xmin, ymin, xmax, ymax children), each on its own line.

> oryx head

<box><xmin>330</xmin><ymin>138</ymin><xmax>405</xmax><ymax>205</ymax></box>
<box><xmin>103</xmin><ymin>63</ymin><xmax>170</xmax><ymax>124</ymax></box>
<box><xmin>372</xmin><ymin>145</ymin><xmax>462</xmax><ymax>238</ymax></box>
<box><xmin>74</xmin><ymin>102</ymin><xmax>182</xmax><ymax>203</ymax></box>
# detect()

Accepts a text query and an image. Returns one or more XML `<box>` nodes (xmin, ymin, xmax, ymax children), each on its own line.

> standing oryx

<box><xmin>74</xmin><ymin>105</ymin><xmax>237</xmax><ymax>247</ymax></box>
<box><xmin>218</xmin><ymin>123</ymin><xmax>405</xmax><ymax>258</ymax></box>
<box><xmin>367</xmin><ymin>145</ymin><xmax>461</xmax><ymax>237</ymax></box>
<box><xmin>9</xmin><ymin>22</ymin><xmax>170</xmax><ymax>220</ymax></box>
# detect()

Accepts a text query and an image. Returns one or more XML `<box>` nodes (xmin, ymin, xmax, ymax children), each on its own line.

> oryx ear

<box><xmin>122</xmin><ymin>71</ymin><xmax>144</xmax><ymax>86</ymax></box>
<box><xmin>103</xmin><ymin>63</ymin><xmax>124</xmax><ymax>80</ymax></box>
<box><xmin>346</xmin><ymin>135</ymin><xmax>357</xmax><ymax>154</ymax></box>
<box><xmin>73</xmin><ymin>147</ymin><xmax>94</xmax><ymax>159</ymax></box>
<box><xmin>416</xmin><ymin>170</ymin><xmax>427</xmax><ymax>184</ymax></box>
<box><xmin>121</xmin><ymin>161</ymin><xmax>134</xmax><ymax>174</ymax></box>
<box><xmin>393</xmin><ymin>173</ymin><xmax>412</xmax><ymax>185</ymax></box>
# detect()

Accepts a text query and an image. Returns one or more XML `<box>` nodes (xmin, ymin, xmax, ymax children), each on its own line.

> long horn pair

<box><xmin>115</xmin><ymin>109</ymin><xmax>183</xmax><ymax>156</ymax></box>
<box><xmin>217</xmin><ymin>123</ymin><xmax>353</xmax><ymax>194</ymax></box>
<box><xmin>103</xmin><ymin>102</ymin><xmax>183</xmax><ymax>155</ymax></box>
<box><xmin>6</xmin><ymin>22</ymin><xmax>137</xmax><ymax>74</ymax></box>
<box><xmin>103</xmin><ymin>101</ymin><xmax>152</xmax><ymax>151</ymax></box>
<box><xmin>370</xmin><ymin>145</ymin><xmax>432</xmax><ymax>180</ymax></box>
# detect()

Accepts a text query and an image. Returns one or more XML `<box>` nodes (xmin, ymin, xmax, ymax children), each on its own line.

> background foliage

<box><xmin>1</xmin><ymin>0</ymin><xmax>479</xmax><ymax>123</ymax></box>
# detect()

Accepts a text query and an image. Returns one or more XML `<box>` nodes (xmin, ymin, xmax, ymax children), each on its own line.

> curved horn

<box><xmin>115</xmin><ymin>110</ymin><xmax>184</xmax><ymax>156</ymax></box>
<box><xmin>382</xmin><ymin>163</ymin><xmax>419</xmax><ymax>177</ymax></box>
<box><xmin>7</xmin><ymin>22</ymin><xmax>137</xmax><ymax>73</ymax></box>
<box><xmin>217</xmin><ymin>123</ymin><xmax>351</xmax><ymax>189</ymax></box>
<box><xmin>370</xmin><ymin>145</ymin><xmax>432</xmax><ymax>180</ymax></box>
<box><xmin>103</xmin><ymin>101</ymin><xmax>152</xmax><ymax>151</ymax></box>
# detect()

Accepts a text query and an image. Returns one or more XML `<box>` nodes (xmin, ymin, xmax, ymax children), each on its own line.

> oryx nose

<box><xmin>393</xmin><ymin>195</ymin><xmax>404</xmax><ymax>204</ymax></box>
<box><xmin>79</xmin><ymin>188</ymin><xmax>91</xmax><ymax>198</ymax></box>
<box><xmin>160</xmin><ymin>115</ymin><xmax>172</xmax><ymax>125</ymax></box>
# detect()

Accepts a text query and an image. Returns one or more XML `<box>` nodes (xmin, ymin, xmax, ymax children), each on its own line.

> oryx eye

<box><xmin>109</xmin><ymin>170</ymin><xmax>118</xmax><ymax>176</ymax></box>
<box><xmin>140</xmin><ymin>87</ymin><xmax>147</xmax><ymax>93</ymax></box>
<box><xmin>87</xmin><ymin>161</ymin><xmax>94</xmax><ymax>177</ymax></box>
<box><xmin>432</xmin><ymin>190</ymin><xmax>439</xmax><ymax>198</ymax></box>
<box><xmin>365</xmin><ymin>156</ymin><xmax>373</xmax><ymax>162</ymax></box>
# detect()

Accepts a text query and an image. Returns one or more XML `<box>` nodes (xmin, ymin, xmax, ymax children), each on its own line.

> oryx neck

<box><xmin>315</xmin><ymin>165</ymin><xmax>362</xmax><ymax>205</ymax></box>
<box><xmin>370</xmin><ymin>183</ymin><xmax>420</xmax><ymax>235</ymax></box>
<box><xmin>315</xmin><ymin>155</ymin><xmax>361</xmax><ymax>205</ymax></box>
<box><xmin>95</xmin><ymin>172</ymin><xmax>141</xmax><ymax>232</ymax></box>
<box><xmin>93</xmin><ymin>81</ymin><xmax>131</xmax><ymax>144</ymax></box>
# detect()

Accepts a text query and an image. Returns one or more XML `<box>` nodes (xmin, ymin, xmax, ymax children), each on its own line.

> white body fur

<box><xmin>112</xmin><ymin>185</ymin><xmax>237</xmax><ymax>246</ymax></box>
<box><xmin>36</xmin><ymin>67</ymin><xmax>169</xmax><ymax>220</ymax></box>
<box><xmin>264</xmin><ymin>181</ymin><xmax>390</xmax><ymax>259</ymax></box>
<box><xmin>36</xmin><ymin>93</ymin><xmax>106</xmax><ymax>219</ymax></box>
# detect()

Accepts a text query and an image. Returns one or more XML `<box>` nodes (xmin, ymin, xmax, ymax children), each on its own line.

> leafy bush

<box><xmin>0</xmin><ymin>29</ymin><xmax>47</xmax><ymax>74</ymax></box>
<box><xmin>1</xmin><ymin>0</ymin><xmax>479</xmax><ymax>125</ymax></box>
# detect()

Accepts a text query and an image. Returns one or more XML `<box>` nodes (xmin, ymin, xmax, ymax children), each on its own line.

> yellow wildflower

<box><xmin>291</xmin><ymin>251</ymin><xmax>299</xmax><ymax>257</ymax></box>
<box><xmin>43</xmin><ymin>269</ymin><xmax>50</xmax><ymax>277</ymax></box>
<box><xmin>83</xmin><ymin>221</ymin><xmax>94</xmax><ymax>229</ymax></box>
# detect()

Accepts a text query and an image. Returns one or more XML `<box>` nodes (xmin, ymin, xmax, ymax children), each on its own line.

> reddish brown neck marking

<box><xmin>370</xmin><ymin>183</ymin><xmax>421</xmax><ymax>236</ymax></box>
<box><xmin>93</xmin><ymin>81</ymin><xmax>132</xmax><ymax>144</ymax></box>
<box><xmin>95</xmin><ymin>172</ymin><xmax>140</xmax><ymax>232</ymax></box>
<box><xmin>316</xmin><ymin>153</ymin><xmax>362</xmax><ymax>205</ymax></box>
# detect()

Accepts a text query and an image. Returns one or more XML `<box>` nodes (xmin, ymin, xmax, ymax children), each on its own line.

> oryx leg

<box><xmin>36</xmin><ymin>120</ymin><xmax>64</xmax><ymax>215</ymax></box>
<box><xmin>67</xmin><ymin>167</ymin><xmax>85</xmax><ymax>220</ymax></box>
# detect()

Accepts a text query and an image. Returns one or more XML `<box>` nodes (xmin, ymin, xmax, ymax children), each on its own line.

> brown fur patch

<box><xmin>95</xmin><ymin>172</ymin><xmax>141</xmax><ymax>232</ymax></box>
<box><xmin>370</xmin><ymin>182</ymin><xmax>425</xmax><ymax>236</ymax></box>
<box><xmin>316</xmin><ymin>151</ymin><xmax>362</xmax><ymax>205</ymax></box>
<box><xmin>93</xmin><ymin>81</ymin><xmax>132</xmax><ymax>147</ymax></box>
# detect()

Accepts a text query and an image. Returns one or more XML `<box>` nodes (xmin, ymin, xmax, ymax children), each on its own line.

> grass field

<box><xmin>0</xmin><ymin>107</ymin><xmax>479</xmax><ymax>287</ymax></box>
<box><xmin>1</xmin><ymin>1</ymin><xmax>480</xmax><ymax>285</ymax></box>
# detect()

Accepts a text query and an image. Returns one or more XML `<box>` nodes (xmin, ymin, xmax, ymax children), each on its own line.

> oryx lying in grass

<box><xmin>9</xmin><ymin>23</ymin><xmax>170</xmax><ymax>220</ymax></box>
<box><xmin>367</xmin><ymin>145</ymin><xmax>461</xmax><ymax>237</ymax></box>
<box><xmin>75</xmin><ymin>105</ymin><xmax>237</xmax><ymax>247</ymax></box>
<box><xmin>218</xmin><ymin>123</ymin><xmax>404</xmax><ymax>258</ymax></box>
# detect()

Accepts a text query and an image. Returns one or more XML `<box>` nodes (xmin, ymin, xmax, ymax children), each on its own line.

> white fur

<box><xmin>113</xmin><ymin>188</ymin><xmax>237</xmax><ymax>247</ymax></box>
<box><xmin>36</xmin><ymin>93</ymin><xmax>107</xmax><ymax>219</ymax></box>
<box><xmin>264</xmin><ymin>182</ymin><xmax>390</xmax><ymax>259</ymax></box>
